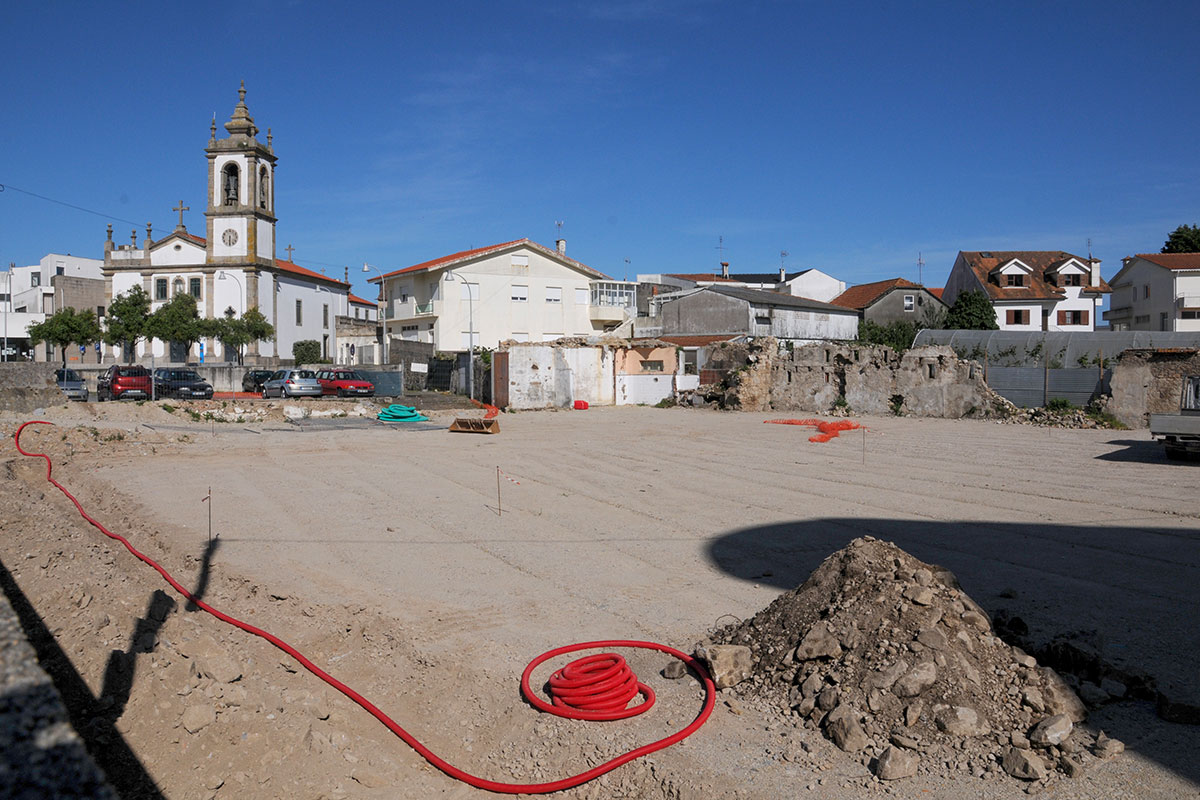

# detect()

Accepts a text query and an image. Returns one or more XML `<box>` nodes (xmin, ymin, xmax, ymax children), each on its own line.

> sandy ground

<box><xmin>1</xmin><ymin>401</ymin><xmax>1198</xmax><ymax>799</ymax></box>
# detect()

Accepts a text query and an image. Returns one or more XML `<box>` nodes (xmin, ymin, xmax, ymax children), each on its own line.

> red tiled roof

<box><xmin>928</xmin><ymin>287</ymin><xmax>944</xmax><ymax>300</ymax></box>
<box><xmin>957</xmin><ymin>251</ymin><xmax>1111</xmax><ymax>301</ymax></box>
<box><xmin>1134</xmin><ymin>253</ymin><xmax>1200</xmax><ymax>271</ymax></box>
<box><xmin>658</xmin><ymin>334</ymin><xmax>743</xmax><ymax>347</ymax></box>
<box><xmin>830</xmin><ymin>278</ymin><xmax>924</xmax><ymax>310</ymax></box>
<box><xmin>373</xmin><ymin>238</ymin><xmax>608</xmax><ymax>281</ymax></box>
<box><xmin>348</xmin><ymin>293</ymin><xmax>375</xmax><ymax>305</ymax></box>
<box><xmin>274</xmin><ymin>258</ymin><xmax>349</xmax><ymax>287</ymax></box>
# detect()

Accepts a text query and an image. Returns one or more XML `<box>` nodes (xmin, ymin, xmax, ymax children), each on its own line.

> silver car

<box><xmin>261</xmin><ymin>368</ymin><xmax>323</xmax><ymax>398</ymax></box>
<box><xmin>55</xmin><ymin>368</ymin><xmax>89</xmax><ymax>402</ymax></box>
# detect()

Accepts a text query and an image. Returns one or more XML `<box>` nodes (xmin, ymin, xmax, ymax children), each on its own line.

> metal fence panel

<box><xmin>358</xmin><ymin>369</ymin><xmax>405</xmax><ymax>397</ymax></box>
<box><xmin>985</xmin><ymin>366</ymin><xmax>1109</xmax><ymax>408</ymax></box>
<box><xmin>986</xmin><ymin>366</ymin><xmax>1044</xmax><ymax>408</ymax></box>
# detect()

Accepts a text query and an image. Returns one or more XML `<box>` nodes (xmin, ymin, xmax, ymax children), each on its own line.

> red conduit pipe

<box><xmin>470</xmin><ymin>398</ymin><xmax>500</xmax><ymax>419</ymax></box>
<box><xmin>12</xmin><ymin>420</ymin><xmax>714</xmax><ymax>794</ymax></box>
<box><xmin>764</xmin><ymin>417</ymin><xmax>862</xmax><ymax>443</ymax></box>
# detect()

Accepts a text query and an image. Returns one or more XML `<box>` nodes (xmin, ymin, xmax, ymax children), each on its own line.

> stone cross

<box><xmin>173</xmin><ymin>201</ymin><xmax>189</xmax><ymax>229</ymax></box>
<box><xmin>284</xmin><ymin>244</ymin><xmax>295</xmax><ymax>261</ymax></box>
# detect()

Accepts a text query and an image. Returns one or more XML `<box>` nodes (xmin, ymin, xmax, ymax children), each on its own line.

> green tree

<box><xmin>240</xmin><ymin>306</ymin><xmax>275</xmax><ymax>350</ymax></box>
<box><xmin>27</xmin><ymin>308</ymin><xmax>102</xmax><ymax>367</ymax></box>
<box><xmin>1162</xmin><ymin>224</ymin><xmax>1200</xmax><ymax>253</ymax></box>
<box><xmin>104</xmin><ymin>285</ymin><xmax>152</xmax><ymax>362</ymax></box>
<box><xmin>857</xmin><ymin>319</ymin><xmax>921</xmax><ymax>352</ymax></box>
<box><xmin>945</xmin><ymin>290</ymin><xmax>999</xmax><ymax>330</ymax></box>
<box><xmin>292</xmin><ymin>339</ymin><xmax>321</xmax><ymax>364</ymax></box>
<box><xmin>147</xmin><ymin>293</ymin><xmax>204</xmax><ymax>355</ymax></box>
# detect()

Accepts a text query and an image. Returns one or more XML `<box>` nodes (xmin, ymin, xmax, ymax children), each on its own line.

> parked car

<box><xmin>261</xmin><ymin>369</ymin><xmax>323</xmax><ymax>398</ymax></box>
<box><xmin>55</xmin><ymin>368</ymin><xmax>89</xmax><ymax>402</ymax></box>
<box><xmin>315</xmin><ymin>368</ymin><xmax>375</xmax><ymax>398</ymax></box>
<box><xmin>153</xmin><ymin>368</ymin><xmax>214</xmax><ymax>400</ymax></box>
<box><xmin>241</xmin><ymin>369</ymin><xmax>275</xmax><ymax>393</ymax></box>
<box><xmin>97</xmin><ymin>365</ymin><xmax>151</xmax><ymax>401</ymax></box>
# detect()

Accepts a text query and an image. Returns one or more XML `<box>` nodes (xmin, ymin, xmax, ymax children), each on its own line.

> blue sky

<box><xmin>3</xmin><ymin>1</ymin><xmax>1198</xmax><ymax>302</ymax></box>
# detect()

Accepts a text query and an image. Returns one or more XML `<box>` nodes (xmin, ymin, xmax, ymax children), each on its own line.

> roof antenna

<box><xmin>716</xmin><ymin>235</ymin><xmax>726</xmax><ymax>267</ymax></box>
<box><xmin>780</xmin><ymin>250</ymin><xmax>789</xmax><ymax>269</ymax></box>
<box><xmin>1087</xmin><ymin>237</ymin><xmax>1093</xmax><ymax>261</ymax></box>
<box><xmin>918</xmin><ymin>252</ymin><xmax>924</xmax><ymax>285</ymax></box>
<box><xmin>555</xmin><ymin>220</ymin><xmax>564</xmax><ymax>239</ymax></box>
<box><xmin>624</xmin><ymin>257</ymin><xmax>630</xmax><ymax>282</ymax></box>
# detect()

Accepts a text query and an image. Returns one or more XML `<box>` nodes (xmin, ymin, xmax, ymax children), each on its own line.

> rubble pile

<box><xmin>708</xmin><ymin>537</ymin><xmax>1123</xmax><ymax>785</ymax></box>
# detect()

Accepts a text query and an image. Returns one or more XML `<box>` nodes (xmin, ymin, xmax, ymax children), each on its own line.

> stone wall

<box><xmin>0</xmin><ymin>363</ymin><xmax>64</xmax><ymax>412</ymax></box>
<box><xmin>1107</xmin><ymin>349</ymin><xmax>1200</xmax><ymax>428</ymax></box>
<box><xmin>717</xmin><ymin>339</ymin><xmax>994</xmax><ymax>418</ymax></box>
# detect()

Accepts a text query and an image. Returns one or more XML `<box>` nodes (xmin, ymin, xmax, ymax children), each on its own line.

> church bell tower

<box><xmin>205</xmin><ymin>82</ymin><xmax>277</xmax><ymax>268</ymax></box>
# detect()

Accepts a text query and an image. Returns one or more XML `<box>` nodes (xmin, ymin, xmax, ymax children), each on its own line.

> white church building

<box><xmin>102</xmin><ymin>83</ymin><xmax>351</xmax><ymax>364</ymax></box>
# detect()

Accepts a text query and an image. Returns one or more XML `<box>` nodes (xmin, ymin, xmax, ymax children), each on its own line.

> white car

<box><xmin>261</xmin><ymin>369</ymin><xmax>323</xmax><ymax>398</ymax></box>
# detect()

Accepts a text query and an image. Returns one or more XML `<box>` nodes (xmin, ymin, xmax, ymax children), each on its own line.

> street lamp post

<box><xmin>217</xmin><ymin>271</ymin><xmax>244</xmax><ymax>363</ymax></box>
<box><xmin>361</xmin><ymin>263</ymin><xmax>389</xmax><ymax>366</ymax></box>
<box><xmin>443</xmin><ymin>270</ymin><xmax>475</xmax><ymax>401</ymax></box>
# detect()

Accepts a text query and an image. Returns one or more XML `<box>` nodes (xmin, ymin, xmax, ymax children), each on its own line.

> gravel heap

<box><xmin>710</xmin><ymin>537</ymin><xmax>1124</xmax><ymax>785</ymax></box>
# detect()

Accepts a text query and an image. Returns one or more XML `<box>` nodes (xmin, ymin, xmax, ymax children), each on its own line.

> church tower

<box><xmin>205</xmin><ymin>82</ymin><xmax>277</xmax><ymax>269</ymax></box>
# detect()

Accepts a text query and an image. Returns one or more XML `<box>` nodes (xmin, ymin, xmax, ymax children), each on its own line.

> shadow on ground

<box><xmin>706</xmin><ymin>517</ymin><xmax>1200</xmax><ymax>786</ymax></box>
<box><xmin>1095</xmin><ymin>438</ymin><xmax>1198</xmax><ymax>464</ymax></box>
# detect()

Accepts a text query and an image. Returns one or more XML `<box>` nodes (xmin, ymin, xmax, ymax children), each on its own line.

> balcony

<box><xmin>589</xmin><ymin>281</ymin><xmax>636</xmax><ymax>324</ymax></box>
<box><xmin>385</xmin><ymin>298</ymin><xmax>438</xmax><ymax>321</ymax></box>
<box><xmin>1176</xmin><ymin>295</ymin><xmax>1200</xmax><ymax>310</ymax></box>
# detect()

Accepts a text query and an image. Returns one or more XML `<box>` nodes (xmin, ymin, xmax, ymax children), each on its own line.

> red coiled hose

<box><xmin>764</xmin><ymin>417</ymin><xmax>862</xmax><ymax>443</ymax></box>
<box><xmin>12</xmin><ymin>420</ymin><xmax>714</xmax><ymax>794</ymax></box>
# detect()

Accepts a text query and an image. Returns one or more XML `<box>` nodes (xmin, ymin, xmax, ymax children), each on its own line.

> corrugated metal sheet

<box><xmin>984</xmin><ymin>366</ymin><xmax>1109</xmax><ymax>408</ymax></box>
<box><xmin>913</xmin><ymin>330</ymin><xmax>1200</xmax><ymax>367</ymax></box>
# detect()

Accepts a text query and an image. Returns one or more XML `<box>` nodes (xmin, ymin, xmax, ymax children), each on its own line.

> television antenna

<box><xmin>780</xmin><ymin>250</ymin><xmax>789</xmax><ymax>270</ymax></box>
<box><xmin>624</xmin><ymin>257</ymin><xmax>631</xmax><ymax>282</ymax></box>
<box><xmin>555</xmin><ymin>220</ymin><xmax>564</xmax><ymax>238</ymax></box>
<box><xmin>917</xmin><ymin>252</ymin><xmax>925</xmax><ymax>285</ymax></box>
<box><xmin>716</xmin><ymin>235</ymin><xmax>726</xmax><ymax>264</ymax></box>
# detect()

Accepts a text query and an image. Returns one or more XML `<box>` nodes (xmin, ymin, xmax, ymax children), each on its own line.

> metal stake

<box><xmin>203</xmin><ymin>487</ymin><xmax>212</xmax><ymax>543</ymax></box>
<box><xmin>496</xmin><ymin>466</ymin><xmax>502</xmax><ymax>517</ymax></box>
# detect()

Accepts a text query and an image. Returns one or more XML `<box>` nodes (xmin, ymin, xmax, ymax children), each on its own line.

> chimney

<box><xmin>344</xmin><ymin>266</ymin><xmax>349</xmax><ymax>284</ymax></box>
<box><xmin>779</xmin><ymin>267</ymin><xmax>786</xmax><ymax>282</ymax></box>
<box><xmin>720</xmin><ymin>261</ymin><xmax>729</xmax><ymax>279</ymax></box>
<box><xmin>556</xmin><ymin>238</ymin><xmax>566</xmax><ymax>256</ymax></box>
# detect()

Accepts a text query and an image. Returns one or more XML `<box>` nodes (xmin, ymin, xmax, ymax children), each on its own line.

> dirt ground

<box><xmin>1</xmin><ymin>400</ymin><xmax>1198</xmax><ymax>799</ymax></box>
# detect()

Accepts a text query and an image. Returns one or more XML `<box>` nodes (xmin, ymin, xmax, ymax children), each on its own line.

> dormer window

<box><xmin>1005</xmin><ymin>274</ymin><xmax>1025</xmax><ymax>287</ymax></box>
<box><xmin>222</xmin><ymin>163</ymin><xmax>240</xmax><ymax>206</ymax></box>
<box><xmin>1064</xmin><ymin>273</ymin><xmax>1081</xmax><ymax>287</ymax></box>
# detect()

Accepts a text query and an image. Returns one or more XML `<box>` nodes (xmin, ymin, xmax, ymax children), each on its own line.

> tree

<box><xmin>27</xmin><ymin>308</ymin><xmax>102</xmax><ymax>367</ymax></box>
<box><xmin>944</xmin><ymin>290</ymin><xmax>999</xmax><ymax>330</ymax></box>
<box><xmin>1162</xmin><ymin>224</ymin><xmax>1200</xmax><ymax>254</ymax></box>
<box><xmin>147</xmin><ymin>293</ymin><xmax>203</xmax><ymax>356</ymax></box>
<box><xmin>104</xmin><ymin>285</ymin><xmax>152</xmax><ymax>362</ymax></box>
<box><xmin>292</xmin><ymin>339</ymin><xmax>321</xmax><ymax>364</ymax></box>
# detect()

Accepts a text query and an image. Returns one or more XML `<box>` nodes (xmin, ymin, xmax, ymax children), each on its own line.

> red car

<box><xmin>315</xmin><ymin>369</ymin><xmax>375</xmax><ymax>397</ymax></box>
<box><xmin>97</xmin><ymin>364</ymin><xmax>152</xmax><ymax>401</ymax></box>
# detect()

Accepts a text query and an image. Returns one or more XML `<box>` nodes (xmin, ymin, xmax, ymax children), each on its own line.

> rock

<box><xmin>794</xmin><ymin>624</ymin><xmax>843</xmax><ymax>661</ymax></box>
<box><xmin>817</xmin><ymin>687</ymin><xmax>840</xmax><ymax>712</ymax></box>
<box><xmin>916</xmin><ymin>628</ymin><xmax>947</xmax><ymax>650</ymax></box>
<box><xmin>867</xmin><ymin>688</ymin><xmax>888</xmax><ymax>713</ymax></box>
<box><xmin>864</xmin><ymin>660</ymin><xmax>909</xmax><ymax>693</ymax></box>
<box><xmin>1029</xmin><ymin>714</ymin><xmax>1072</xmax><ymax>747</ymax></box>
<box><xmin>795</xmin><ymin>695</ymin><xmax>816</xmax><ymax>717</ymax></box>
<box><xmin>1077</xmin><ymin>682</ymin><xmax>1109</xmax><ymax>707</ymax></box>
<box><xmin>662</xmin><ymin>660</ymin><xmax>687</xmax><ymax>679</ymax></box>
<box><xmin>912</xmin><ymin>568</ymin><xmax>933</xmax><ymax>587</ymax></box>
<box><xmin>1002</xmin><ymin>747</ymin><xmax>1046</xmax><ymax>781</ymax></box>
<box><xmin>904</xmin><ymin>701</ymin><xmax>923</xmax><ymax>727</ymax></box>
<box><xmin>1156</xmin><ymin>683</ymin><xmax>1200</xmax><ymax>725</ymax></box>
<box><xmin>1021</xmin><ymin>687</ymin><xmax>1045</xmax><ymax>712</ymax></box>
<box><xmin>1011</xmin><ymin>731</ymin><xmax>1031</xmax><ymax>749</ymax></box>
<box><xmin>875</xmin><ymin>746</ymin><xmax>918</xmax><ymax>780</ymax></box>
<box><xmin>934</xmin><ymin>705</ymin><xmax>989</xmax><ymax>737</ymax></box>
<box><xmin>1041</xmin><ymin>668</ymin><xmax>1087</xmax><ymax>722</ymax></box>
<box><xmin>893</xmin><ymin>662</ymin><xmax>937</xmax><ymax>698</ymax></box>
<box><xmin>801</xmin><ymin>671</ymin><xmax>824</xmax><ymax>697</ymax></box>
<box><xmin>1099</xmin><ymin>677</ymin><xmax>1126</xmax><ymax>699</ymax></box>
<box><xmin>180</xmin><ymin>704</ymin><xmax>215</xmax><ymax>734</ymax></box>
<box><xmin>184</xmin><ymin>635</ymin><xmax>242</xmax><ymax>684</ymax></box>
<box><xmin>695</xmin><ymin>645</ymin><xmax>753</xmax><ymax>689</ymax></box>
<box><xmin>825</xmin><ymin>706</ymin><xmax>870</xmax><ymax>752</ymax></box>
<box><xmin>1093</xmin><ymin>732</ymin><xmax>1124</xmax><ymax>760</ymax></box>
<box><xmin>961</xmin><ymin>610</ymin><xmax>990</xmax><ymax>631</ymax></box>
<box><xmin>889</xmin><ymin>731</ymin><xmax>922</xmax><ymax>751</ymax></box>
<box><xmin>1059</xmin><ymin>756</ymin><xmax>1085</xmax><ymax>779</ymax></box>
<box><xmin>903</xmin><ymin>585</ymin><xmax>934</xmax><ymax>606</ymax></box>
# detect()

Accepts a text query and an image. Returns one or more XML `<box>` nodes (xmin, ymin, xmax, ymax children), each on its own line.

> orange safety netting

<box><xmin>764</xmin><ymin>418</ymin><xmax>862</xmax><ymax>443</ymax></box>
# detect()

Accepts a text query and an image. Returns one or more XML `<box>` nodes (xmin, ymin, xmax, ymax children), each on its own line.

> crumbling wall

<box><xmin>718</xmin><ymin>341</ymin><xmax>993</xmax><ymax>417</ymax></box>
<box><xmin>0</xmin><ymin>363</ymin><xmax>63</xmax><ymax>412</ymax></box>
<box><xmin>1107</xmin><ymin>349</ymin><xmax>1200</xmax><ymax>428</ymax></box>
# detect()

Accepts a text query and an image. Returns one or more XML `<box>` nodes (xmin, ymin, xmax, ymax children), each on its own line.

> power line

<box><xmin>0</xmin><ymin>182</ymin><xmax>146</xmax><ymax>228</ymax></box>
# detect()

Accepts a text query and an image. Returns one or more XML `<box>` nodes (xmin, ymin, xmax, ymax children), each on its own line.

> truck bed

<box><xmin>1150</xmin><ymin>413</ymin><xmax>1200</xmax><ymax>437</ymax></box>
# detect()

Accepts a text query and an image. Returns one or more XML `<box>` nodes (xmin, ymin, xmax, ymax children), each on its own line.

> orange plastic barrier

<box><xmin>764</xmin><ymin>418</ymin><xmax>862</xmax><ymax>443</ymax></box>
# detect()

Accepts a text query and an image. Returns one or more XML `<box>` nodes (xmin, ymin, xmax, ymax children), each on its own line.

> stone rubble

<box><xmin>708</xmin><ymin>536</ymin><xmax>1123</xmax><ymax>787</ymax></box>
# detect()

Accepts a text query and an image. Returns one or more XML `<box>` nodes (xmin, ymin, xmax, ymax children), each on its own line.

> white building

<box><xmin>942</xmin><ymin>250</ymin><xmax>1109</xmax><ymax>331</ymax></box>
<box><xmin>102</xmin><ymin>83</ymin><xmax>350</xmax><ymax>364</ymax></box>
<box><xmin>1104</xmin><ymin>253</ymin><xmax>1200</xmax><ymax>332</ymax></box>
<box><xmin>638</xmin><ymin>265</ymin><xmax>846</xmax><ymax>302</ymax></box>
<box><xmin>1</xmin><ymin>255</ymin><xmax>105</xmax><ymax>361</ymax></box>
<box><xmin>369</xmin><ymin>238</ymin><xmax>632</xmax><ymax>352</ymax></box>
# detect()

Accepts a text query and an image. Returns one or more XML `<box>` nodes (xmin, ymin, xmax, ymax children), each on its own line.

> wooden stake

<box><xmin>496</xmin><ymin>466</ymin><xmax>502</xmax><ymax>517</ymax></box>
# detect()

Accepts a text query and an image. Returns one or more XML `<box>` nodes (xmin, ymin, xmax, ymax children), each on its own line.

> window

<box><xmin>323</xmin><ymin>304</ymin><xmax>329</xmax><ymax>329</ymax></box>
<box><xmin>1058</xmin><ymin>309</ymin><xmax>1088</xmax><ymax>326</ymax></box>
<box><xmin>460</xmin><ymin>282</ymin><xmax>479</xmax><ymax>301</ymax></box>
<box><xmin>1161</xmin><ymin>312</ymin><xmax>1169</xmax><ymax>331</ymax></box>
<box><xmin>927</xmin><ymin>363</ymin><xmax>937</xmax><ymax>379</ymax></box>
<box><xmin>97</xmin><ymin>305</ymin><xmax>105</xmax><ymax>318</ymax></box>
<box><xmin>1135</xmin><ymin>314</ymin><xmax>1151</xmax><ymax>324</ymax></box>
<box><xmin>641</xmin><ymin>360</ymin><xmax>664</xmax><ymax>372</ymax></box>
<box><xmin>258</xmin><ymin>166</ymin><xmax>269</xmax><ymax>209</ymax></box>
<box><xmin>543</xmin><ymin>332</ymin><xmax>563</xmax><ymax>342</ymax></box>
<box><xmin>1064</xmin><ymin>273</ymin><xmax>1082</xmax><ymax>287</ymax></box>
<box><xmin>1144</xmin><ymin>285</ymin><xmax>1150</xmax><ymax>299</ymax></box>
<box><xmin>1005</xmin><ymin>274</ymin><xmax>1025</xmax><ymax>287</ymax></box>
<box><xmin>222</xmin><ymin>163</ymin><xmax>239</xmax><ymax>205</ymax></box>
<box><xmin>173</xmin><ymin>278</ymin><xmax>185</xmax><ymax>296</ymax></box>
<box><xmin>511</xmin><ymin>332</ymin><xmax>529</xmax><ymax>342</ymax></box>
<box><xmin>296</xmin><ymin>299</ymin><xmax>303</xmax><ymax>325</ymax></box>
<box><xmin>511</xmin><ymin>255</ymin><xmax>529</xmax><ymax>269</ymax></box>
<box><xmin>755</xmin><ymin>315</ymin><xmax>770</xmax><ymax>325</ymax></box>
<box><xmin>511</xmin><ymin>284</ymin><xmax>528</xmax><ymax>302</ymax></box>
<box><xmin>155</xmin><ymin>279</ymin><xmax>167</xmax><ymax>300</ymax></box>
<box><xmin>189</xmin><ymin>277</ymin><xmax>202</xmax><ymax>298</ymax></box>
<box><xmin>575</xmin><ymin>288</ymin><xmax>588</xmax><ymax>305</ymax></box>
<box><xmin>545</xmin><ymin>287</ymin><xmax>562</xmax><ymax>303</ymax></box>
<box><xmin>904</xmin><ymin>294</ymin><xmax>915</xmax><ymax>312</ymax></box>
<box><xmin>461</xmin><ymin>331</ymin><xmax>478</xmax><ymax>350</ymax></box>
<box><xmin>1182</xmin><ymin>311</ymin><xmax>1200</xmax><ymax>320</ymax></box>
<box><xmin>30</xmin><ymin>273</ymin><xmax>40</xmax><ymax>287</ymax></box>
<box><xmin>1005</xmin><ymin>309</ymin><xmax>1030</xmax><ymax>325</ymax></box>
<box><xmin>56</xmin><ymin>263</ymin><xmax>65</xmax><ymax>276</ymax></box>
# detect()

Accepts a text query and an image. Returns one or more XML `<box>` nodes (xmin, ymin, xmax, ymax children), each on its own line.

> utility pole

<box><xmin>3</xmin><ymin>263</ymin><xmax>11</xmax><ymax>362</ymax></box>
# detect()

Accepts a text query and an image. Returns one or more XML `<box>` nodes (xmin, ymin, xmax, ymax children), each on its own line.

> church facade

<box><xmin>102</xmin><ymin>83</ymin><xmax>352</xmax><ymax>364</ymax></box>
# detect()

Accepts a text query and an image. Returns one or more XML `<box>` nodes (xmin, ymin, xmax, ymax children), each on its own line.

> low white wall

<box><xmin>506</xmin><ymin>344</ymin><xmax>615</xmax><ymax>409</ymax></box>
<box><xmin>616</xmin><ymin>374</ymin><xmax>673</xmax><ymax>406</ymax></box>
